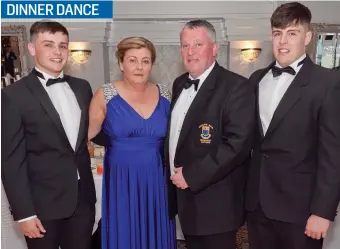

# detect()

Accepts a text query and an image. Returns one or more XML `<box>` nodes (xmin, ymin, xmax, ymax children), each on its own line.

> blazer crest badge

<box><xmin>199</xmin><ymin>123</ymin><xmax>213</xmax><ymax>144</ymax></box>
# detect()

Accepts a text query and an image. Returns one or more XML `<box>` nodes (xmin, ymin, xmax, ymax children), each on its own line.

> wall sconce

<box><xmin>240</xmin><ymin>48</ymin><xmax>262</xmax><ymax>63</ymax></box>
<box><xmin>70</xmin><ymin>49</ymin><xmax>92</xmax><ymax>64</ymax></box>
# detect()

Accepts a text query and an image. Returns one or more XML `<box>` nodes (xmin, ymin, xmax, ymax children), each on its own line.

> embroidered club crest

<box><xmin>199</xmin><ymin>123</ymin><xmax>213</xmax><ymax>144</ymax></box>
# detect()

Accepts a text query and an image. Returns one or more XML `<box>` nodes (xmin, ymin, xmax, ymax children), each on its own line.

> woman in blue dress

<box><xmin>88</xmin><ymin>37</ymin><xmax>176</xmax><ymax>249</ymax></box>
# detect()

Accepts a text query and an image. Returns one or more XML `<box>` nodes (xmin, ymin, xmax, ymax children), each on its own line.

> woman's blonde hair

<box><xmin>116</xmin><ymin>37</ymin><xmax>156</xmax><ymax>64</ymax></box>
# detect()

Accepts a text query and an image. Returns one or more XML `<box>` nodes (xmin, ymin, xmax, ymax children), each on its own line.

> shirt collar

<box><xmin>189</xmin><ymin>61</ymin><xmax>216</xmax><ymax>89</ymax></box>
<box><xmin>275</xmin><ymin>54</ymin><xmax>306</xmax><ymax>71</ymax></box>
<box><xmin>35</xmin><ymin>67</ymin><xmax>64</xmax><ymax>84</ymax></box>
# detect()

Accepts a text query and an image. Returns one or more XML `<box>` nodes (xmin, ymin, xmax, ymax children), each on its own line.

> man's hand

<box><xmin>170</xmin><ymin>167</ymin><xmax>189</xmax><ymax>189</ymax></box>
<box><xmin>19</xmin><ymin>218</ymin><xmax>46</xmax><ymax>239</ymax></box>
<box><xmin>305</xmin><ymin>214</ymin><xmax>331</xmax><ymax>239</ymax></box>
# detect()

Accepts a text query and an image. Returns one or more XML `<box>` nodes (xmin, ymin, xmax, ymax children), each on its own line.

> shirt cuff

<box><xmin>18</xmin><ymin>215</ymin><xmax>37</xmax><ymax>223</ymax></box>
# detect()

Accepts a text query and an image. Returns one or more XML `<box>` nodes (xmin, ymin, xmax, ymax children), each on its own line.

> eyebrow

<box><xmin>41</xmin><ymin>40</ymin><xmax>68</xmax><ymax>45</ymax></box>
<box><xmin>127</xmin><ymin>56</ymin><xmax>151</xmax><ymax>59</ymax></box>
<box><xmin>286</xmin><ymin>29</ymin><xmax>301</xmax><ymax>32</ymax></box>
<box><xmin>182</xmin><ymin>39</ymin><xmax>203</xmax><ymax>44</ymax></box>
<box><xmin>272</xmin><ymin>29</ymin><xmax>301</xmax><ymax>33</ymax></box>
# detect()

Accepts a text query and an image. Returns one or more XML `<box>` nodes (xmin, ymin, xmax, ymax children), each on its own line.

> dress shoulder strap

<box><xmin>101</xmin><ymin>83</ymin><xmax>118</xmax><ymax>104</ymax></box>
<box><xmin>157</xmin><ymin>84</ymin><xmax>171</xmax><ymax>102</ymax></box>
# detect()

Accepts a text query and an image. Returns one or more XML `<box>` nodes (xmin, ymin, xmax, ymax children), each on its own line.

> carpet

<box><xmin>176</xmin><ymin>225</ymin><xmax>249</xmax><ymax>249</ymax></box>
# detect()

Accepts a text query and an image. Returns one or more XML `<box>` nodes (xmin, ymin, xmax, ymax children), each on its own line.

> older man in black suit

<box><xmin>165</xmin><ymin>19</ymin><xmax>255</xmax><ymax>249</ymax></box>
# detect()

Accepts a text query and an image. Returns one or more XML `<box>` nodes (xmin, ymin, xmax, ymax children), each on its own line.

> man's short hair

<box><xmin>30</xmin><ymin>20</ymin><xmax>69</xmax><ymax>41</ymax></box>
<box><xmin>181</xmin><ymin>19</ymin><xmax>217</xmax><ymax>43</ymax></box>
<box><xmin>271</xmin><ymin>2</ymin><xmax>312</xmax><ymax>29</ymax></box>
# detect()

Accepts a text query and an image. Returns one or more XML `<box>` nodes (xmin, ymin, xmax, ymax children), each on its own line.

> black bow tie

<box><xmin>271</xmin><ymin>58</ymin><xmax>305</xmax><ymax>78</ymax></box>
<box><xmin>184</xmin><ymin>78</ymin><xmax>200</xmax><ymax>91</ymax></box>
<box><xmin>32</xmin><ymin>68</ymin><xmax>69</xmax><ymax>87</ymax></box>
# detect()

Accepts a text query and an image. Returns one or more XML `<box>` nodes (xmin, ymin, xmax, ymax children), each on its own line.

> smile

<box><xmin>50</xmin><ymin>58</ymin><xmax>62</xmax><ymax>63</ymax></box>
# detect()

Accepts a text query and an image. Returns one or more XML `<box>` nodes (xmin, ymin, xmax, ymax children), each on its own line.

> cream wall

<box><xmin>2</xmin><ymin>1</ymin><xmax>340</xmax><ymax>86</ymax></box>
<box><xmin>64</xmin><ymin>42</ymin><xmax>108</xmax><ymax>91</ymax></box>
<box><xmin>229</xmin><ymin>40</ymin><xmax>274</xmax><ymax>78</ymax></box>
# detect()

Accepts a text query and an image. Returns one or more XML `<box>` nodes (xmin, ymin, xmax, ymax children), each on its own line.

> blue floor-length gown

<box><xmin>100</xmin><ymin>83</ymin><xmax>176</xmax><ymax>249</ymax></box>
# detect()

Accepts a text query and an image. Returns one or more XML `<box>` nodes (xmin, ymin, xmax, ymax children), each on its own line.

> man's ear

<box><xmin>304</xmin><ymin>30</ymin><xmax>313</xmax><ymax>46</ymax></box>
<box><xmin>213</xmin><ymin>43</ymin><xmax>219</xmax><ymax>57</ymax></box>
<box><xmin>28</xmin><ymin>43</ymin><xmax>36</xmax><ymax>56</ymax></box>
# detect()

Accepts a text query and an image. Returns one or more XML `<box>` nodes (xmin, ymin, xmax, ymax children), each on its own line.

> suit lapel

<box><xmin>265</xmin><ymin>57</ymin><xmax>313</xmax><ymax>138</ymax></box>
<box><xmin>27</xmin><ymin>73</ymin><xmax>87</xmax><ymax>153</ymax></box>
<box><xmin>164</xmin><ymin>74</ymin><xmax>187</xmax><ymax>164</ymax></box>
<box><xmin>26</xmin><ymin>73</ymin><xmax>70</xmax><ymax>145</ymax></box>
<box><xmin>67</xmin><ymin>78</ymin><xmax>86</xmax><ymax>153</ymax></box>
<box><xmin>254</xmin><ymin>64</ymin><xmax>274</xmax><ymax>139</ymax></box>
<box><xmin>170</xmin><ymin>74</ymin><xmax>188</xmax><ymax>112</ymax></box>
<box><xmin>175</xmin><ymin>64</ymin><xmax>219</xmax><ymax>157</ymax></box>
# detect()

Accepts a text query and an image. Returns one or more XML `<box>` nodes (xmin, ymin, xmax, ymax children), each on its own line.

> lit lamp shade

<box><xmin>70</xmin><ymin>49</ymin><xmax>92</xmax><ymax>64</ymax></box>
<box><xmin>240</xmin><ymin>48</ymin><xmax>262</xmax><ymax>62</ymax></box>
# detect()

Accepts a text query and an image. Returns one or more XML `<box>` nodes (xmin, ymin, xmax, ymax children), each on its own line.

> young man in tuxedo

<box><xmin>165</xmin><ymin>20</ymin><xmax>255</xmax><ymax>249</ymax></box>
<box><xmin>245</xmin><ymin>2</ymin><xmax>340</xmax><ymax>249</ymax></box>
<box><xmin>2</xmin><ymin>21</ymin><xmax>104</xmax><ymax>249</ymax></box>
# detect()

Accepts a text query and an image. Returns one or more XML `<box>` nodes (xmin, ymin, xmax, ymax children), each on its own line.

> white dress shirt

<box><xmin>18</xmin><ymin>67</ymin><xmax>81</xmax><ymax>222</ymax></box>
<box><xmin>169</xmin><ymin>62</ymin><xmax>215</xmax><ymax>175</ymax></box>
<box><xmin>259</xmin><ymin>54</ymin><xmax>306</xmax><ymax>135</ymax></box>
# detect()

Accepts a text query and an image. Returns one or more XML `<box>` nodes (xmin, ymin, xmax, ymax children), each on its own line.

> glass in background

<box><xmin>315</xmin><ymin>32</ymin><xmax>340</xmax><ymax>69</ymax></box>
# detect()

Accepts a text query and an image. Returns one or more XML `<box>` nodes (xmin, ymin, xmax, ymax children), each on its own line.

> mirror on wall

<box><xmin>1</xmin><ymin>24</ymin><xmax>30</xmax><ymax>88</ymax></box>
<box><xmin>308</xmin><ymin>24</ymin><xmax>340</xmax><ymax>70</ymax></box>
<box><xmin>2</xmin><ymin>36</ymin><xmax>21</xmax><ymax>77</ymax></box>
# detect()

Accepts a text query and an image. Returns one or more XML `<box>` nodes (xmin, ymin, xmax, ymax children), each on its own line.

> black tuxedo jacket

<box><xmin>245</xmin><ymin>57</ymin><xmax>340</xmax><ymax>224</ymax></box>
<box><xmin>165</xmin><ymin>63</ymin><xmax>255</xmax><ymax>235</ymax></box>
<box><xmin>1</xmin><ymin>71</ymin><xmax>98</xmax><ymax>221</ymax></box>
